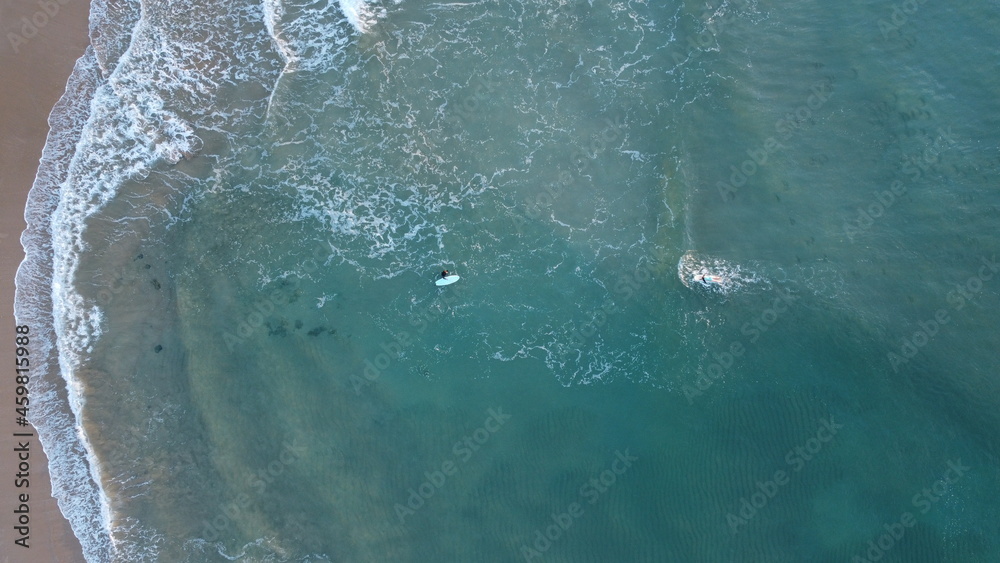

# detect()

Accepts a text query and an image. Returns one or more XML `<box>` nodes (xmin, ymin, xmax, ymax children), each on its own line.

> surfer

<box><xmin>435</xmin><ymin>269</ymin><xmax>460</xmax><ymax>286</ymax></box>
<box><xmin>694</xmin><ymin>273</ymin><xmax>723</xmax><ymax>285</ymax></box>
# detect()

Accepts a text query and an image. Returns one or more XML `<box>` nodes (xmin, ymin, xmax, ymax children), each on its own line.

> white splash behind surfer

<box><xmin>338</xmin><ymin>0</ymin><xmax>380</xmax><ymax>34</ymax></box>
<box><xmin>693</xmin><ymin>273</ymin><xmax>725</xmax><ymax>287</ymax></box>
<box><xmin>678</xmin><ymin>250</ymin><xmax>764</xmax><ymax>293</ymax></box>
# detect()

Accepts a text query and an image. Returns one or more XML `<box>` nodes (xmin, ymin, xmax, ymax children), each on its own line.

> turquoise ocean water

<box><xmin>15</xmin><ymin>0</ymin><xmax>1000</xmax><ymax>561</ymax></box>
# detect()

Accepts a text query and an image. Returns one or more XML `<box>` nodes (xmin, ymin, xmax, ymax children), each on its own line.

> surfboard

<box><xmin>694</xmin><ymin>274</ymin><xmax>724</xmax><ymax>286</ymax></box>
<box><xmin>435</xmin><ymin>275</ymin><xmax>460</xmax><ymax>286</ymax></box>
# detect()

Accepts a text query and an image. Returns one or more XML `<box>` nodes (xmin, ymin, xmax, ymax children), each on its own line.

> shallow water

<box><xmin>16</xmin><ymin>0</ymin><xmax>1000</xmax><ymax>560</ymax></box>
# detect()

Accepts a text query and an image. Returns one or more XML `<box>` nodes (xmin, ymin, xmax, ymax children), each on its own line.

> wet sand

<box><xmin>1</xmin><ymin>0</ymin><xmax>91</xmax><ymax>560</ymax></box>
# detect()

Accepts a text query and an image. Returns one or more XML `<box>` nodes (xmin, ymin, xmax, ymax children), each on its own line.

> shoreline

<box><xmin>1</xmin><ymin>0</ymin><xmax>93</xmax><ymax>561</ymax></box>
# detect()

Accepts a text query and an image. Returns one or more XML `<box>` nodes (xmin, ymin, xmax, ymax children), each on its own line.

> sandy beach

<box><xmin>1</xmin><ymin>0</ymin><xmax>91</xmax><ymax>561</ymax></box>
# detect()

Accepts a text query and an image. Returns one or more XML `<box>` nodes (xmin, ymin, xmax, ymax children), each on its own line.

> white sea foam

<box><xmin>264</xmin><ymin>0</ymin><xmax>363</xmax><ymax>74</ymax></box>
<box><xmin>284</xmin><ymin>157</ymin><xmax>493</xmax><ymax>277</ymax></box>
<box><xmin>88</xmin><ymin>0</ymin><xmax>142</xmax><ymax>78</ymax></box>
<box><xmin>338</xmin><ymin>0</ymin><xmax>379</xmax><ymax>34</ymax></box>
<box><xmin>677</xmin><ymin>250</ymin><xmax>768</xmax><ymax>294</ymax></box>
<box><xmin>15</xmin><ymin>48</ymin><xmax>116</xmax><ymax>562</ymax></box>
<box><xmin>263</xmin><ymin>0</ymin><xmax>298</xmax><ymax>68</ymax></box>
<box><xmin>263</xmin><ymin>0</ymin><xmax>367</xmax><ymax>121</ymax></box>
<box><xmin>16</xmin><ymin>0</ymin><xmax>293</xmax><ymax>559</ymax></box>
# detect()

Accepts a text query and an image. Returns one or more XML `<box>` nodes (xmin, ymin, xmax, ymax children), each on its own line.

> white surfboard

<box><xmin>435</xmin><ymin>275</ymin><xmax>460</xmax><ymax>286</ymax></box>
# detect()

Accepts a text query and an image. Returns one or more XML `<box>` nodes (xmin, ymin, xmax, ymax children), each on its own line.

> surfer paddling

<box><xmin>694</xmin><ymin>273</ymin><xmax>724</xmax><ymax>286</ymax></box>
